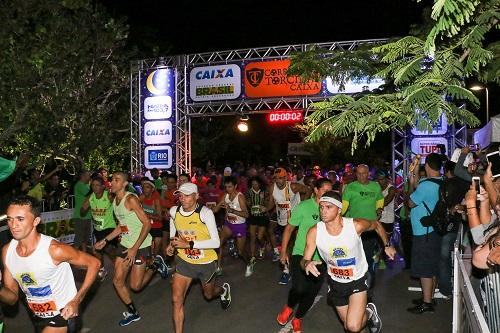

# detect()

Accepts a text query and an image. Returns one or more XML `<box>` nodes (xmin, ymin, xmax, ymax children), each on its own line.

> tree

<box><xmin>288</xmin><ymin>0</ymin><xmax>499</xmax><ymax>153</ymax></box>
<box><xmin>0</xmin><ymin>0</ymin><xmax>132</xmax><ymax>169</ymax></box>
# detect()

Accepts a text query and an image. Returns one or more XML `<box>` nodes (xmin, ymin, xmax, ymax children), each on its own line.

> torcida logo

<box><xmin>244</xmin><ymin>59</ymin><xmax>321</xmax><ymax>98</ymax></box>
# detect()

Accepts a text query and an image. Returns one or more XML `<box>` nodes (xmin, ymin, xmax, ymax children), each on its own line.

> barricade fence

<box><xmin>453</xmin><ymin>225</ymin><xmax>500</xmax><ymax>333</ymax></box>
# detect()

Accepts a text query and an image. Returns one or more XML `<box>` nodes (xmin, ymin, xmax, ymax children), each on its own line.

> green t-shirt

<box><xmin>289</xmin><ymin>198</ymin><xmax>321</xmax><ymax>261</ymax></box>
<box><xmin>73</xmin><ymin>181</ymin><xmax>91</xmax><ymax>219</ymax></box>
<box><xmin>342</xmin><ymin>181</ymin><xmax>384</xmax><ymax>220</ymax></box>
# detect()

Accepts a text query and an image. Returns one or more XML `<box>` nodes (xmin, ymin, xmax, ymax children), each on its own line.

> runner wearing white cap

<box><xmin>167</xmin><ymin>182</ymin><xmax>231</xmax><ymax>333</ymax></box>
<box><xmin>302</xmin><ymin>191</ymin><xmax>396</xmax><ymax>333</ymax></box>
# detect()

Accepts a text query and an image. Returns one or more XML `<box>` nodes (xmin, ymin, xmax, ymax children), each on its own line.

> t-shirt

<box><xmin>289</xmin><ymin>198</ymin><xmax>321</xmax><ymax>261</ymax></box>
<box><xmin>342</xmin><ymin>181</ymin><xmax>384</xmax><ymax>220</ymax></box>
<box><xmin>409</xmin><ymin>177</ymin><xmax>440</xmax><ymax>236</ymax></box>
<box><xmin>73</xmin><ymin>181</ymin><xmax>91</xmax><ymax>219</ymax></box>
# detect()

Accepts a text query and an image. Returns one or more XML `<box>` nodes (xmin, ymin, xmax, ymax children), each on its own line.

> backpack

<box><xmin>419</xmin><ymin>178</ymin><xmax>458</xmax><ymax>235</ymax></box>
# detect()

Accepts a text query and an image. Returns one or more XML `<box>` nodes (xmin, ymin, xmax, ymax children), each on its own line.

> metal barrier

<box><xmin>453</xmin><ymin>225</ymin><xmax>500</xmax><ymax>333</ymax></box>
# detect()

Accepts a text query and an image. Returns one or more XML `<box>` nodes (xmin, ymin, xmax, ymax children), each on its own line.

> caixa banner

<box><xmin>140</xmin><ymin>68</ymin><xmax>176</xmax><ymax>171</ymax></box>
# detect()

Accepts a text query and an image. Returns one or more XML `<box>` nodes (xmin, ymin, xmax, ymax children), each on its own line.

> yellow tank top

<box><xmin>174</xmin><ymin>205</ymin><xmax>218</xmax><ymax>264</ymax></box>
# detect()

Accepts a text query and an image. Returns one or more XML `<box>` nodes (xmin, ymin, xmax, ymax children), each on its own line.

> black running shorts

<box><xmin>327</xmin><ymin>272</ymin><xmax>369</xmax><ymax>307</ymax></box>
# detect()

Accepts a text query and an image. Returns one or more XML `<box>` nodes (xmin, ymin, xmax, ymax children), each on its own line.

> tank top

<box><xmin>89</xmin><ymin>191</ymin><xmax>116</xmax><ymax>231</ymax></box>
<box><xmin>141</xmin><ymin>192</ymin><xmax>162</xmax><ymax>229</ymax></box>
<box><xmin>273</xmin><ymin>182</ymin><xmax>301</xmax><ymax>226</ymax></box>
<box><xmin>247</xmin><ymin>189</ymin><xmax>266</xmax><ymax>217</ymax></box>
<box><xmin>224</xmin><ymin>192</ymin><xmax>245</xmax><ymax>224</ymax></box>
<box><xmin>27</xmin><ymin>183</ymin><xmax>44</xmax><ymax>201</ymax></box>
<box><xmin>113</xmin><ymin>192</ymin><xmax>152</xmax><ymax>249</ymax></box>
<box><xmin>173</xmin><ymin>205</ymin><xmax>218</xmax><ymax>264</ymax></box>
<box><xmin>380</xmin><ymin>184</ymin><xmax>395</xmax><ymax>224</ymax></box>
<box><xmin>315</xmin><ymin>218</ymin><xmax>368</xmax><ymax>283</ymax></box>
<box><xmin>5</xmin><ymin>235</ymin><xmax>77</xmax><ymax>318</ymax></box>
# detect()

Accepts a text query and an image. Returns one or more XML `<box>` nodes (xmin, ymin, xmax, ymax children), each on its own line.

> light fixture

<box><xmin>237</xmin><ymin>114</ymin><xmax>249</xmax><ymax>132</ymax></box>
<box><xmin>470</xmin><ymin>84</ymin><xmax>489</xmax><ymax>122</ymax></box>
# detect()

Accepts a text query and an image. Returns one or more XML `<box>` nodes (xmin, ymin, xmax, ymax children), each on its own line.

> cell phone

<box><xmin>472</xmin><ymin>176</ymin><xmax>480</xmax><ymax>200</ymax></box>
<box><xmin>486</xmin><ymin>152</ymin><xmax>500</xmax><ymax>178</ymax></box>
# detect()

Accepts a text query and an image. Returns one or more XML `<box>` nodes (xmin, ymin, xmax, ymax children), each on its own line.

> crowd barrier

<box><xmin>453</xmin><ymin>225</ymin><xmax>500</xmax><ymax>333</ymax></box>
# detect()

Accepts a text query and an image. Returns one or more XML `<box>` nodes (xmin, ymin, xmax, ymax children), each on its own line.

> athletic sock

<box><xmin>274</xmin><ymin>247</ymin><xmax>279</xmax><ymax>254</ymax></box>
<box><xmin>283</xmin><ymin>263</ymin><xmax>289</xmax><ymax>274</ymax></box>
<box><xmin>126</xmin><ymin>302</ymin><xmax>138</xmax><ymax>315</ymax></box>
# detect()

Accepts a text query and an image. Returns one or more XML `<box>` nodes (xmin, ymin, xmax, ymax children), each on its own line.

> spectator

<box><xmin>72</xmin><ymin>170</ymin><xmax>92</xmax><ymax>252</ymax></box>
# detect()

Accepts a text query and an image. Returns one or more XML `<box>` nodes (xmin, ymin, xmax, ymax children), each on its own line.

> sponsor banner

<box><xmin>410</xmin><ymin>137</ymin><xmax>448</xmax><ymax>162</ymax></box>
<box><xmin>189</xmin><ymin>64</ymin><xmax>241</xmax><ymax>102</ymax></box>
<box><xmin>244</xmin><ymin>59</ymin><xmax>321</xmax><ymax>98</ymax></box>
<box><xmin>411</xmin><ymin>113</ymin><xmax>448</xmax><ymax>136</ymax></box>
<box><xmin>140</xmin><ymin>68</ymin><xmax>176</xmax><ymax>172</ymax></box>
<box><xmin>144</xmin><ymin>120</ymin><xmax>173</xmax><ymax>145</ymax></box>
<box><xmin>288</xmin><ymin>143</ymin><xmax>312</xmax><ymax>156</ymax></box>
<box><xmin>326</xmin><ymin>77</ymin><xmax>384</xmax><ymax>94</ymax></box>
<box><xmin>144</xmin><ymin>145</ymin><xmax>173</xmax><ymax>169</ymax></box>
<box><xmin>144</xmin><ymin>96</ymin><xmax>172</xmax><ymax>120</ymax></box>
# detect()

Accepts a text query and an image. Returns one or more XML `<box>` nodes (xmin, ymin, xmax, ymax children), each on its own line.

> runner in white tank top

<box><xmin>212</xmin><ymin>176</ymin><xmax>250</xmax><ymax>276</ymax></box>
<box><xmin>265</xmin><ymin>167</ymin><xmax>310</xmax><ymax>285</ymax></box>
<box><xmin>0</xmin><ymin>196</ymin><xmax>100</xmax><ymax>332</ymax></box>
<box><xmin>301</xmin><ymin>191</ymin><xmax>396</xmax><ymax>333</ymax></box>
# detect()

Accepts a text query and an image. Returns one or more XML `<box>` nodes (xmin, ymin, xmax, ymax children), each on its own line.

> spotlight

<box><xmin>237</xmin><ymin>115</ymin><xmax>249</xmax><ymax>132</ymax></box>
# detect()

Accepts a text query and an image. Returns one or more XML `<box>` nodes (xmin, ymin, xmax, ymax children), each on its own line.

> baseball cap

<box><xmin>174</xmin><ymin>182</ymin><xmax>198</xmax><ymax>195</ymax></box>
<box><xmin>273</xmin><ymin>167</ymin><xmax>287</xmax><ymax>178</ymax></box>
<box><xmin>223</xmin><ymin>167</ymin><xmax>232</xmax><ymax>176</ymax></box>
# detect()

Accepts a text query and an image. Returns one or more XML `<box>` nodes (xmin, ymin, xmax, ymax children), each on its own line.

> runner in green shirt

<box><xmin>72</xmin><ymin>171</ymin><xmax>91</xmax><ymax>251</ymax></box>
<box><xmin>277</xmin><ymin>178</ymin><xmax>333</xmax><ymax>332</ymax></box>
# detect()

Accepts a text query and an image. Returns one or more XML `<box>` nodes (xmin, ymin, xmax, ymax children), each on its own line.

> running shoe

<box><xmin>118</xmin><ymin>311</ymin><xmax>141</xmax><ymax>326</ymax></box>
<box><xmin>291</xmin><ymin>317</ymin><xmax>303</xmax><ymax>333</ymax></box>
<box><xmin>278</xmin><ymin>272</ymin><xmax>291</xmax><ymax>285</ymax></box>
<box><xmin>407</xmin><ymin>302</ymin><xmax>435</xmax><ymax>314</ymax></box>
<box><xmin>220</xmin><ymin>282</ymin><xmax>231</xmax><ymax>309</ymax></box>
<box><xmin>272</xmin><ymin>251</ymin><xmax>280</xmax><ymax>262</ymax></box>
<box><xmin>245</xmin><ymin>257</ymin><xmax>256</xmax><ymax>277</ymax></box>
<box><xmin>97</xmin><ymin>267</ymin><xmax>108</xmax><ymax>282</ymax></box>
<box><xmin>276</xmin><ymin>305</ymin><xmax>293</xmax><ymax>325</ymax></box>
<box><xmin>366</xmin><ymin>302</ymin><xmax>382</xmax><ymax>333</ymax></box>
<box><xmin>411</xmin><ymin>298</ymin><xmax>437</xmax><ymax>306</ymax></box>
<box><xmin>153</xmin><ymin>255</ymin><xmax>169</xmax><ymax>279</ymax></box>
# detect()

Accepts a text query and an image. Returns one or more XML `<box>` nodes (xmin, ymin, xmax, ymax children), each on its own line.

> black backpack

<box><xmin>419</xmin><ymin>178</ymin><xmax>457</xmax><ymax>235</ymax></box>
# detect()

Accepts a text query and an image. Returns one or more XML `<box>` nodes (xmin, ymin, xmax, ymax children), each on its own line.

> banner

<box><xmin>411</xmin><ymin>113</ymin><xmax>448</xmax><ymax>136</ymax></box>
<box><xmin>410</xmin><ymin>137</ymin><xmax>448</xmax><ymax>162</ymax></box>
<box><xmin>189</xmin><ymin>64</ymin><xmax>241</xmax><ymax>102</ymax></box>
<box><xmin>244</xmin><ymin>59</ymin><xmax>321</xmax><ymax>98</ymax></box>
<box><xmin>141</xmin><ymin>68</ymin><xmax>176</xmax><ymax>171</ymax></box>
<box><xmin>325</xmin><ymin>77</ymin><xmax>384</xmax><ymax>95</ymax></box>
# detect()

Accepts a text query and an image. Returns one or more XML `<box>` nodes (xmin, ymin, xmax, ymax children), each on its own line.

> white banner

<box><xmin>143</xmin><ymin>96</ymin><xmax>172</xmax><ymax>120</ymax></box>
<box><xmin>189</xmin><ymin>64</ymin><xmax>241</xmax><ymax>102</ymax></box>
<box><xmin>410</xmin><ymin>137</ymin><xmax>448</xmax><ymax>162</ymax></box>
<box><xmin>144</xmin><ymin>145</ymin><xmax>173</xmax><ymax>169</ymax></box>
<box><xmin>144</xmin><ymin>120</ymin><xmax>173</xmax><ymax>145</ymax></box>
<box><xmin>411</xmin><ymin>113</ymin><xmax>448</xmax><ymax>136</ymax></box>
<box><xmin>326</xmin><ymin>77</ymin><xmax>384</xmax><ymax>94</ymax></box>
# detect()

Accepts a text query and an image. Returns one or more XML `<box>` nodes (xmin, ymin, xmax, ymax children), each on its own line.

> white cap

<box><xmin>223</xmin><ymin>167</ymin><xmax>232</xmax><ymax>176</ymax></box>
<box><xmin>174</xmin><ymin>182</ymin><xmax>198</xmax><ymax>195</ymax></box>
<box><xmin>450</xmin><ymin>148</ymin><xmax>474</xmax><ymax>167</ymax></box>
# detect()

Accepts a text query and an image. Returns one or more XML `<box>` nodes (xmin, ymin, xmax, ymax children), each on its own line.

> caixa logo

<box><xmin>144</xmin><ymin>121</ymin><xmax>172</xmax><ymax>144</ymax></box>
<box><xmin>145</xmin><ymin>146</ymin><xmax>172</xmax><ymax>169</ymax></box>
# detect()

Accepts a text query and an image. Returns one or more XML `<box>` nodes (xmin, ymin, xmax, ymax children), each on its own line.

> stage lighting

<box><xmin>237</xmin><ymin>115</ymin><xmax>249</xmax><ymax>132</ymax></box>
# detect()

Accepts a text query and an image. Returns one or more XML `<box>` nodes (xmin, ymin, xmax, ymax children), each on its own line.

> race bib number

<box><xmin>93</xmin><ymin>219</ymin><xmax>103</xmax><ymax>228</ymax></box>
<box><xmin>329</xmin><ymin>266</ymin><xmax>354</xmax><ymax>279</ymax></box>
<box><xmin>183</xmin><ymin>248</ymin><xmax>205</xmax><ymax>260</ymax></box>
<box><xmin>120</xmin><ymin>224</ymin><xmax>129</xmax><ymax>236</ymax></box>
<box><xmin>251</xmin><ymin>206</ymin><xmax>261</xmax><ymax>215</ymax></box>
<box><xmin>27</xmin><ymin>299</ymin><xmax>59</xmax><ymax>318</ymax></box>
<box><xmin>277</xmin><ymin>203</ymin><xmax>290</xmax><ymax>210</ymax></box>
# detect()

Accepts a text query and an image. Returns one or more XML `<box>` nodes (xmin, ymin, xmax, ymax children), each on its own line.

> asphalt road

<box><xmin>3</xmin><ymin>254</ymin><xmax>452</xmax><ymax>333</ymax></box>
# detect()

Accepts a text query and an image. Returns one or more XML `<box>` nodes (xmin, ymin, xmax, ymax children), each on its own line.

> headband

<box><xmin>319</xmin><ymin>196</ymin><xmax>342</xmax><ymax>209</ymax></box>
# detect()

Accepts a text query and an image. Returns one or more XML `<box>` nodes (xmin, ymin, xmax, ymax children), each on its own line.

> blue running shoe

<box><xmin>278</xmin><ymin>272</ymin><xmax>291</xmax><ymax>285</ymax></box>
<box><xmin>119</xmin><ymin>312</ymin><xmax>141</xmax><ymax>326</ymax></box>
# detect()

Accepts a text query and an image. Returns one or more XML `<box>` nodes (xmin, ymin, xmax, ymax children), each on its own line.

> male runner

<box><xmin>0</xmin><ymin>196</ymin><xmax>100</xmax><ymax>332</ymax></box>
<box><xmin>303</xmin><ymin>191</ymin><xmax>396</xmax><ymax>333</ymax></box>
<box><xmin>94</xmin><ymin>172</ymin><xmax>163</xmax><ymax>326</ymax></box>
<box><xmin>266</xmin><ymin>167</ymin><xmax>310</xmax><ymax>284</ymax></box>
<box><xmin>81</xmin><ymin>176</ymin><xmax>117</xmax><ymax>281</ymax></box>
<box><xmin>166</xmin><ymin>182</ymin><xmax>231</xmax><ymax>333</ymax></box>
<box><xmin>277</xmin><ymin>178</ymin><xmax>332</xmax><ymax>332</ymax></box>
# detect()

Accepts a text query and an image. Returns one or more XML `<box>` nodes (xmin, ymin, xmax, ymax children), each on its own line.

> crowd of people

<box><xmin>0</xmin><ymin>152</ymin><xmax>499</xmax><ymax>332</ymax></box>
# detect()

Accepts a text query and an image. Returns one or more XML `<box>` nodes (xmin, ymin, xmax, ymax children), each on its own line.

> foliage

<box><xmin>289</xmin><ymin>0</ymin><xmax>499</xmax><ymax>153</ymax></box>
<box><xmin>0</xmin><ymin>0</ymin><xmax>132</xmax><ymax>170</ymax></box>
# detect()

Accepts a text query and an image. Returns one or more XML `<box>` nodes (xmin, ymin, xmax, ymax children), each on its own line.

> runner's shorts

<box><xmin>149</xmin><ymin>227</ymin><xmax>163</xmax><ymax>238</ymax></box>
<box><xmin>116</xmin><ymin>244</ymin><xmax>152</xmax><ymax>265</ymax></box>
<box><xmin>327</xmin><ymin>272</ymin><xmax>369</xmax><ymax>307</ymax></box>
<box><xmin>247</xmin><ymin>215</ymin><xmax>269</xmax><ymax>227</ymax></box>
<box><xmin>224</xmin><ymin>221</ymin><xmax>247</xmax><ymax>238</ymax></box>
<box><xmin>175</xmin><ymin>257</ymin><xmax>218</xmax><ymax>284</ymax></box>
<box><xmin>33</xmin><ymin>314</ymin><xmax>76</xmax><ymax>330</ymax></box>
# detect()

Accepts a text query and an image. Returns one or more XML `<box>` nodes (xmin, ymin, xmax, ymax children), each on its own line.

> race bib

<box><xmin>277</xmin><ymin>203</ymin><xmax>290</xmax><ymax>210</ymax></box>
<box><xmin>329</xmin><ymin>266</ymin><xmax>354</xmax><ymax>280</ymax></box>
<box><xmin>27</xmin><ymin>297</ymin><xmax>59</xmax><ymax>318</ymax></box>
<box><xmin>183</xmin><ymin>248</ymin><xmax>205</xmax><ymax>260</ymax></box>
<box><xmin>120</xmin><ymin>224</ymin><xmax>129</xmax><ymax>235</ymax></box>
<box><xmin>251</xmin><ymin>205</ymin><xmax>261</xmax><ymax>215</ymax></box>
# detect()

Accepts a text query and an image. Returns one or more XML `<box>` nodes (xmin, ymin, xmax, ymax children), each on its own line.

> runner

<box><xmin>71</xmin><ymin>170</ymin><xmax>92</xmax><ymax>252</ymax></box>
<box><xmin>81</xmin><ymin>176</ymin><xmax>117</xmax><ymax>281</ymax></box>
<box><xmin>245</xmin><ymin>176</ymin><xmax>269</xmax><ymax>273</ymax></box>
<box><xmin>265</xmin><ymin>167</ymin><xmax>310</xmax><ymax>285</ymax></box>
<box><xmin>0</xmin><ymin>195</ymin><xmax>100</xmax><ymax>332</ymax></box>
<box><xmin>166</xmin><ymin>182</ymin><xmax>231</xmax><ymax>333</ymax></box>
<box><xmin>212</xmin><ymin>176</ymin><xmax>250</xmax><ymax>276</ymax></box>
<box><xmin>159</xmin><ymin>173</ymin><xmax>178</xmax><ymax>269</ymax></box>
<box><xmin>277</xmin><ymin>178</ymin><xmax>333</xmax><ymax>332</ymax></box>
<box><xmin>302</xmin><ymin>191</ymin><xmax>396</xmax><ymax>333</ymax></box>
<box><xmin>94</xmin><ymin>172</ymin><xmax>163</xmax><ymax>326</ymax></box>
<box><xmin>178</xmin><ymin>173</ymin><xmax>190</xmax><ymax>187</ymax></box>
<box><xmin>139</xmin><ymin>178</ymin><xmax>169</xmax><ymax>278</ymax></box>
